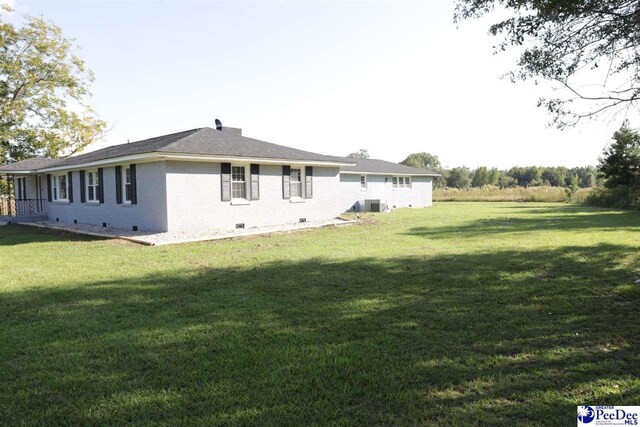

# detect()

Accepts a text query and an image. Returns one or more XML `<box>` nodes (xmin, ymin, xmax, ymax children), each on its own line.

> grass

<box><xmin>1</xmin><ymin>202</ymin><xmax>639</xmax><ymax>425</ymax></box>
<box><xmin>433</xmin><ymin>186</ymin><xmax>593</xmax><ymax>202</ymax></box>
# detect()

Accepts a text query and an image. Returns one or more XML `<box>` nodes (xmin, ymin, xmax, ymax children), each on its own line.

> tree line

<box><xmin>395</xmin><ymin>121</ymin><xmax>640</xmax><ymax>209</ymax></box>
<box><xmin>397</xmin><ymin>152</ymin><xmax>598</xmax><ymax>191</ymax></box>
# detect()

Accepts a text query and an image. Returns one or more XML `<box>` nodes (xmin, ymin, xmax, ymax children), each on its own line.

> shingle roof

<box><xmin>0</xmin><ymin>157</ymin><xmax>61</xmax><ymax>173</ymax></box>
<box><xmin>40</xmin><ymin>127</ymin><xmax>351</xmax><ymax>169</ymax></box>
<box><xmin>340</xmin><ymin>158</ymin><xmax>440</xmax><ymax>176</ymax></box>
<box><xmin>0</xmin><ymin>129</ymin><xmax>438</xmax><ymax>176</ymax></box>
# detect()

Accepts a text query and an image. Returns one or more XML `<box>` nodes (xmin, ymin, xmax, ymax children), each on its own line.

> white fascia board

<box><xmin>158</xmin><ymin>153</ymin><xmax>355</xmax><ymax>167</ymax></box>
<box><xmin>0</xmin><ymin>170</ymin><xmax>38</xmax><ymax>175</ymax></box>
<box><xmin>37</xmin><ymin>152</ymin><xmax>356</xmax><ymax>172</ymax></box>
<box><xmin>340</xmin><ymin>171</ymin><xmax>442</xmax><ymax>177</ymax></box>
<box><xmin>38</xmin><ymin>153</ymin><xmax>160</xmax><ymax>172</ymax></box>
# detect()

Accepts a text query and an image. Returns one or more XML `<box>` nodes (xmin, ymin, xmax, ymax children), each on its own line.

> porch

<box><xmin>0</xmin><ymin>174</ymin><xmax>48</xmax><ymax>222</ymax></box>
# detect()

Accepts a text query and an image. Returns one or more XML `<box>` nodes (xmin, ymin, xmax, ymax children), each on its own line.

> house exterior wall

<box><xmin>46</xmin><ymin>161</ymin><xmax>168</xmax><ymax>231</ymax></box>
<box><xmin>164</xmin><ymin>161</ymin><xmax>341</xmax><ymax>232</ymax></box>
<box><xmin>11</xmin><ymin>175</ymin><xmax>41</xmax><ymax>200</ymax></box>
<box><xmin>339</xmin><ymin>173</ymin><xmax>433</xmax><ymax>212</ymax></box>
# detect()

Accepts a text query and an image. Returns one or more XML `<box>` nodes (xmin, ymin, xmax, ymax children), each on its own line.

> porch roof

<box><xmin>0</xmin><ymin>158</ymin><xmax>60</xmax><ymax>174</ymax></box>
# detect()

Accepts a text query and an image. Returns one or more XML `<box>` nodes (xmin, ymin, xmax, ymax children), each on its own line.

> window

<box><xmin>53</xmin><ymin>174</ymin><xmax>68</xmax><ymax>201</ymax></box>
<box><xmin>360</xmin><ymin>175</ymin><xmax>367</xmax><ymax>190</ymax></box>
<box><xmin>123</xmin><ymin>166</ymin><xmax>132</xmax><ymax>203</ymax></box>
<box><xmin>231</xmin><ymin>165</ymin><xmax>246</xmax><ymax>199</ymax></box>
<box><xmin>290</xmin><ymin>168</ymin><xmax>302</xmax><ymax>198</ymax></box>
<box><xmin>392</xmin><ymin>176</ymin><xmax>411</xmax><ymax>189</ymax></box>
<box><xmin>86</xmin><ymin>170</ymin><xmax>99</xmax><ymax>202</ymax></box>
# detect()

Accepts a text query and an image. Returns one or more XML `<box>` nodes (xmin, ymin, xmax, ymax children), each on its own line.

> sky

<box><xmin>4</xmin><ymin>0</ymin><xmax>638</xmax><ymax>169</ymax></box>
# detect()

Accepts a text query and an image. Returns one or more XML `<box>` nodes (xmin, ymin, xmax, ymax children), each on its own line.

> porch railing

<box><xmin>0</xmin><ymin>198</ymin><xmax>47</xmax><ymax>217</ymax></box>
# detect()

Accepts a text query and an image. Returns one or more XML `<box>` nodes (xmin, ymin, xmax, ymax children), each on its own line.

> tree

<box><xmin>0</xmin><ymin>6</ymin><xmax>106</xmax><ymax>163</ymax></box>
<box><xmin>472</xmin><ymin>166</ymin><xmax>490</xmax><ymax>187</ymax></box>
<box><xmin>487</xmin><ymin>167</ymin><xmax>502</xmax><ymax>186</ymax></box>
<box><xmin>347</xmin><ymin>149</ymin><xmax>370</xmax><ymax>159</ymax></box>
<box><xmin>400</xmin><ymin>152</ymin><xmax>441</xmax><ymax>170</ymax></box>
<box><xmin>498</xmin><ymin>174</ymin><xmax>517</xmax><ymax>188</ymax></box>
<box><xmin>579</xmin><ymin>166</ymin><xmax>598</xmax><ymax>188</ymax></box>
<box><xmin>541</xmin><ymin>167</ymin><xmax>567</xmax><ymax>187</ymax></box>
<box><xmin>400</xmin><ymin>152</ymin><xmax>446</xmax><ymax>188</ymax></box>
<box><xmin>508</xmin><ymin>166</ymin><xmax>541</xmax><ymax>187</ymax></box>
<box><xmin>598</xmin><ymin>122</ymin><xmax>640</xmax><ymax>189</ymax></box>
<box><xmin>447</xmin><ymin>166</ymin><xmax>472</xmax><ymax>189</ymax></box>
<box><xmin>455</xmin><ymin>0</ymin><xmax>640</xmax><ymax>127</ymax></box>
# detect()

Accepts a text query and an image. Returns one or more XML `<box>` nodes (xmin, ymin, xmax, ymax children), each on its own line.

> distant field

<box><xmin>0</xmin><ymin>203</ymin><xmax>638</xmax><ymax>425</ymax></box>
<box><xmin>434</xmin><ymin>186</ymin><xmax>593</xmax><ymax>202</ymax></box>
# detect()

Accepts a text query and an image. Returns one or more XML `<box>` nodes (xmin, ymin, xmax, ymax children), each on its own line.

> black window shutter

<box><xmin>282</xmin><ymin>165</ymin><xmax>291</xmax><ymax>199</ymax></box>
<box><xmin>250</xmin><ymin>164</ymin><xmax>260</xmax><ymax>200</ymax></box>
<box><xmin>67</xmin><ymin>171</ymin><xmax>73</xmax><ymax>203</ymax></box>
<box><xmin>46</xmin><ymin>174</ymin><xmax>52</xmax><ymax>202</ymax></box>
<box><xmin>98</xmin><ymin>168</ymin><xmax>105</xmax><ymax>203</ymax></box>
<box><xmin>115</xmin><ymin>166</ymin><xmax>122</xmax><ymax>204</ymax></box>
<box><xmin>16</xmin><ymin>178</ymin><xmax>22</xmax><ymax>200</ymax></box>
<box><xmin>305</xmin><ymin>166</ymin><xmax>313</xmax><ymax>199</ymax></box>
<box><xmin>79</xmin><ymin>170</ymin><xmax>86</xmax><ymax>203</ymax></box>
<box><xmin>221</xmin><ymin>163</ymin><xmax>231</xmax><ymax>201</ymax></box>
<box><xmin>130</xmin><ymin>164</ymin><xmax>137</xmax><ymax>205</ymax></box>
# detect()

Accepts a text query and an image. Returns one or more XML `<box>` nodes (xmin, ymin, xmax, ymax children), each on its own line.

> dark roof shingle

<box><xmin>46</xmin><ymin>127</ymin><xmax>351</xmax><ymax>168</ymax></box>
<box><xmin>340</xmin><ymin>158</ymin><xmax>440</xmax><ymax>176</ymax></box>
<box><xmin>0</xmin><ymin>157</ymin><xmax>61</xmax><ymax>173</ymax></box>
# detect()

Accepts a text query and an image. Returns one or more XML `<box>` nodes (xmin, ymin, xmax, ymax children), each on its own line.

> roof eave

<box><xmin>0</xmin><ymin>170</ymin><xmax>39</xmax><ymax>175</ymax></box>
<box><xmin>340</xmin><ymin>170</ymin><xmax>441</xmax><ymax>177</ymax></box>
<box><xmin>37</xmin><ymin>152</ymin><xmax>356</xmax><ymax>172</ymax></box>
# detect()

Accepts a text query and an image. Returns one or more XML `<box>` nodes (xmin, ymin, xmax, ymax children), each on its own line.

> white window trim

<box><xmin>360</xmin><ymin>175</ymin><xmax>367</xmax><ymax>191</ymax></box>
<box><xmin>122</xmin><ymin>165</ymin><xmax>132</xmax><ymax>205</ymax></box>
<box><xmin>86</xmin><ymin>169</ymin><xmax>100</xmax><ymax>203</ymax></box>
<box><xmin>392</xmin><ymin>176</ymin><xmax>412</xmax><ymax>190</ymax></box>
<box><xmin>231</xmin><ymin>163</ymin><xmax>250</xmax><ymax>203</ymax></box>
<box><xmin>289</xmin><ymin>167</ymin><xmax>304</xmax><ymax>200</ymax></box>
<box><xmin>52</xmin><ymin>173</ymin><xmax>69</xmax><ymax>202</ymax></box>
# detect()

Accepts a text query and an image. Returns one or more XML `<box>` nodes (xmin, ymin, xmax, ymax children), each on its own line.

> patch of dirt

<box><xmin>340</xmin><ymin>213</ymin><xmax>379</xmax><ymax>226</ymax></box>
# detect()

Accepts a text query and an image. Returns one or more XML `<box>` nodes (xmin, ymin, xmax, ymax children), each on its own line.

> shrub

<box><xmin>584</xmin><ymin>186</ymin><xmax>639</xmax><ymax>209</ymax></box>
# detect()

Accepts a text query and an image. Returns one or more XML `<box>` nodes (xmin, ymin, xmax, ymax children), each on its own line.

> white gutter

<box><xmin>37</xmin><ymin>152</ymin><xmax>356</xmax><ymax>172</ymax></box>
<box><xmin>0</xmin><ymin>170</ymin><xmax>39</xmax><ymax>175</ymax></box>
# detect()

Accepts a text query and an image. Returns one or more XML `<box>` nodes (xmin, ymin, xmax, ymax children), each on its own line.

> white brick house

<box><xmin>0</xmin><ymin>123</ymin><xmax>439</xmax><ymax>232</ymax></box>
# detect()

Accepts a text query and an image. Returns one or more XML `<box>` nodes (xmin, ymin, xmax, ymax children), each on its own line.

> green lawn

<box><xmin>1</xmin><ymin>202</ymin><xmax>639</xmax><ymax>425</ymax></box>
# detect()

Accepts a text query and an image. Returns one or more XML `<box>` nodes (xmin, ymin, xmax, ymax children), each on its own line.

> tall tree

<box><xmin>472</xmin><ymin>166</ymin><xmax>490</xmax><ymax>187</ymax></box>
<box><xmin>400</xmin><ymin>152</ymin><xmax>441</xmax><ymax>170</ymax></box>
<box><xmin>0</xmin><ymin>5</ymin><xmax>106</xmax><ymax>163</ymax></box>
<box><xmin>400</xmin><ymin>152</ymin><xmax>446</xmax><ymax>188</ymax></box>
<box><xmin>598</xmin><ymin>122</ymin><xmax>640</xmax><ymax>188</ymax></box>
<box><xmin>347</xmin><ymin>149</ymin><xmax>370</xmax><ymax>159</ymax></box>
<box><xmin>541</xmin><ymin>167</ymin><xmax>567</xmax><ymax>187</ymax></box>
<box><xmin>455</xmin><ymin>0</ymin><xmax>640</xmax><ymax>127</ymax></box>
<box><xmin>447</xmin><ymin>166</ymin><xmax>472</xmax><ymax>189</ymax></box>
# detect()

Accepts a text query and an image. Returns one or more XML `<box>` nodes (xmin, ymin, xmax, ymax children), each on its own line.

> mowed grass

<box><xmin>0</xmin><ymin>202</ymin><xmax>639</xmax><ymax>426</ymax></box>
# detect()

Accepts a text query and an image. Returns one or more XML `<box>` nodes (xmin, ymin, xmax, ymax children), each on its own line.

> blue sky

<box><xmin>6</xmin><ymin>0</ymin><xmax>636</xmax><ymax>168</ymax></box>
